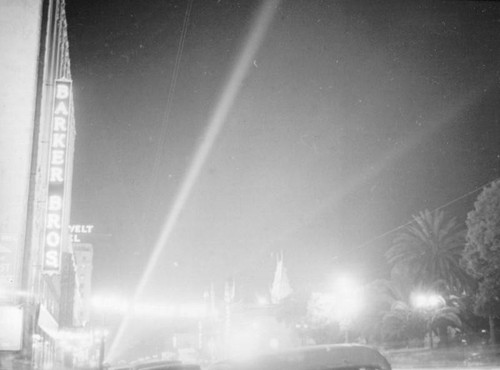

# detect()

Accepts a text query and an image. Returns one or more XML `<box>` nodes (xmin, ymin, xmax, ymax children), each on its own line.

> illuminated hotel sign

<box><xmin>69</xmin><ymin>224</ymin><xmax>94</xmax><ymax>243</ymax></box>
<box><xmin>42</xmin><ymin>79</ymin><xmax>72</xmax><ymax>274</ymax></box>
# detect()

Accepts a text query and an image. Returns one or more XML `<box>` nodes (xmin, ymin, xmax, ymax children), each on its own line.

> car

<box><xmin>141</xmin><ymin>365</ymin><xmax>200</xmax><ymax>370</ymax></box>
<box><xmin>139</xmin><ymin>365</ymin><xmax>201</xmax><ymax>370</ymax></box>
<box><xmin>208</xmin><ymin>344</ymin><xmax>391</xmax><ymax>370</ymax></box>
<box><xmin>132</xmin><ymin>360</ymin><xmax>201</xmax><ymax>370</ymax></box>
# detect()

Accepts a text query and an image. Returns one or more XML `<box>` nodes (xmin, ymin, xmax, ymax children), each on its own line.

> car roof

<box><xmin>141</xmin><ymin>365</ymin><xmax>200</xmax><ymax>370</ymax></box>
<box><xmin>132</xmin><ymin>360</ymin><xmax>182</xmax><ymax>370</ymax></box>
<box><xmin>209</xmin><ymin>344</ymin><xmax>391</xmax><ymax>370</ymax></box>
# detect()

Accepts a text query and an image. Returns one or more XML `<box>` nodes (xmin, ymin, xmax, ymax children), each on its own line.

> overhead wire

<box><xmin>108</xmin><ymin>0</ymin><xmax>194</xmax><ymax>360</ymax></box>
<box><xmin>340</xmin><ymin>176</ymin><xmax>500</xmax><ymax>259</ymax></box>
<box><xmin>229</xmin><ymin>176</ymin><xmax>500</xmax><ymax>284</ymax></box>
<box><xmin>108</xmin><ymin>0</ymin><xmax>282</xmax><ymax>362</ymax></box>
<box><xmin>143</xmin><ymin>0</ymin><xmax>195</xmax><ymax>222</ymax></box>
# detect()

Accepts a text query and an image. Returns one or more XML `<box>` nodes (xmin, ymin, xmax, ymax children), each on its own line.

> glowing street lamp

<box><xmin>412</xmin><ymin>293</ymin><xmax>445</xmax><ymax>310</ymax></box>
<box><xmin>411</xmin><ymin>292</ymin><xmax>445</xmax><ymax>349</ymax></box>
<box><xmin>332</xmin><ymin>276</ymin><xmax>363</xmax><ymax>316</ymax></box>
<box><xmin>329</xmin><ymin>275</ymin><xmax>364</xmax><ymax>342</ymax></box>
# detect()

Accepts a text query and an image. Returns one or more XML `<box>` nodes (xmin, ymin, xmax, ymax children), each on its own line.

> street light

<box><xmin>411</xmin><ymin>292</ymin><xmax>445</xmax><ymax>349</ymax></box>
<box><xmin>412</xmin><ymin>293</ymin><xmax>444</xmax><ymax>310</ymax></box>
<box><xmin>332</xmin><ymin>276</ymin><xmax>363</xmax><ymax>316</ymax></box>
<box><xmin>93</xmin><ymin>329</ymin><xmax>109</xmax><ymax>370</ymax></box>
<box><xmin>330</xmin><ymin>275</ymin><xmax>364</xmax><ymax>342</ymax></box>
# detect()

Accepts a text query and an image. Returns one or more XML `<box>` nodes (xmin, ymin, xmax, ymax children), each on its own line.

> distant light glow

<box><xmin>91</xmin><ymin>295</ymin><xmax>208</xmax><ymax>319</ymax></box>
<box><xmin>332</xmin><ymin>275</ymin><xmax>361</xmax><ymax>296</ymax></box>
<box><xmin>227</xmin><ymin>322</ymin><xmax>261</xmax><ymax>360</ymax></box>
<box><xmin>331</xmin><ymin>275</ymin><xmax>364</xmax><ymax>319</ymax></box>
<box><xmin>93</xmin><ymin>328</ymin><xmax>110</xmax><ymax>338</ymax></box>
<box><xmin>256</xmin><ymin>295</ymin><xmax>269</xmax><ymax>306</ymax></box>
<box><xmin>182</xmin><ymin>303</ymin><xmax>207</xmax><ymax>318</ymax></box>
<box><xmin>269</xmin><ymin>338</ymin><xmax>280</xmax><ymax>350</ymax></box>
<box><xmin>107</xmin><ymin>0</ymin><xmax>281</xmax><ymax>363</ymax></box>
<box><xmin>309</xmin><ymin>275</ymin><xmax>364</xmax><ymax>324</ymax></box>
<box><xmin>91</xmin><ymin>296</ymin><xmax>129</xmax><ymax>314</ymax></box>
<box><xmin>411</xmin><ymin>292</ymin><xmax>444</xmax><ymax>310</ymax></box>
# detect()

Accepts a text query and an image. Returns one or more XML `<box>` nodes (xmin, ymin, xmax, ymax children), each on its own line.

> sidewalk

<box><xmin>0</xmin><ymin>356</ymin><xmax>73</xmax><ymax>370</ymax></box>
<box><xmin>384</xmin><ymin>345</ymin><xmax>500</xmax><ymax>370</ymax></box>
<box><xmin>0</xmin><ymin>356</ymin><xmax>31</xmax><ymax>370</ymax></box>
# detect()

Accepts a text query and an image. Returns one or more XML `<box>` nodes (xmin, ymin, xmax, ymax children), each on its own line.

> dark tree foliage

<box><xmin>462</xmin><ymin>179</ymin><xmax>500</xmax><ymax>344</ymax></box>
<box><xmin>386</xmin><ymin>209</ymin><xmax>473</xmax><ymax>294</ymax></box>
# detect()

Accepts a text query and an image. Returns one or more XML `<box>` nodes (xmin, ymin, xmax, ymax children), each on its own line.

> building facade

<box><xmin>0</xmin><ymin>0</ymin><xmax>85</xmax><ymax>369</ymax></box>
<box><xmin>73</xmin><ymin>243</ymin><xmax>94</xmax><ymax>326</ymax></box>
<box><xmin>0</xmin><ymin>0</ymin><xmax>43</xmax><ymax>304</ymax></box>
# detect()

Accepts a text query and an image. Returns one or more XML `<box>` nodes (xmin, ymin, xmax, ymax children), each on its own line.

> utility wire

<box><xmin>144</xmin><ymin>0</ymin><xmax>194</xmax><ymax>222</ymax></box>
<box><xmin>341</xmin><ymin>176</ymin><xmax>500</xmax><ymax>257</ymax></box>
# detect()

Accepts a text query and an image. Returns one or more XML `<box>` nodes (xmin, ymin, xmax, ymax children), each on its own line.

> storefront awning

<box><xmin>38</xmin><ymin>304</ymin><xmax>59</xmax><ymax>338</ymax></box>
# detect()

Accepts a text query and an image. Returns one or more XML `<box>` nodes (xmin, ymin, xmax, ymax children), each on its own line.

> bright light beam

<box><xmin>107</xmin><ymin>0</ymin><xmax>281</xmax><ymax>362</ymax></box>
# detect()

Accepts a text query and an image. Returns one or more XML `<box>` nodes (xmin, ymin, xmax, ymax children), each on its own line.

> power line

<box><xmin>144</xmin><ymin>0</ymin><xmax>195</xmax><ymax>222</ymax></box>
<box><xmin>342</xmin><ymin>176</ymin><xmax>500</xmax><ymax>257</ymax></box>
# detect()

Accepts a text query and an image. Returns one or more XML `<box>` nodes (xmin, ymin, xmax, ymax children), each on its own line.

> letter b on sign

<box><xmin>48</xmin><ymin>195</ymin><xmax>62</xmax><ymax>211</ymax></box>
<box><xmin>56</xmin><ymin>84</ymin><xmax>69</xmax><ymax>99</ymax></box>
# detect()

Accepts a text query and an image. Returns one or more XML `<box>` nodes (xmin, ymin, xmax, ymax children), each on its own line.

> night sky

<box><xmin>66</xmin><ymin>0</ymin><xmax>500</xmax><ymax>305</ymax></box>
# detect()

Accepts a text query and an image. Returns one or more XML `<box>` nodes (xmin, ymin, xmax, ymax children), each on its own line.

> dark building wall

<box><xmin>59</xmin><ymin>252</ymin><xmax>76</xmax><ymax>327</ymax></box>
<box><xmin>20</xmin><ymin>0</ymin><xmax>77</xmax><ymax>367</ymax></box>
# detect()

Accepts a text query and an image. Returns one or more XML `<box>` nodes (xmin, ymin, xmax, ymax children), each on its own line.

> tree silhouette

<box><xmin>386</xmin><ymin>209</ymin><xmax>473</xmax><ymax>294</ymax></box>
<box><xmin>462</xmin><ymin>179</ymin><xmax>500</xmax><ymax>345</ymax></box>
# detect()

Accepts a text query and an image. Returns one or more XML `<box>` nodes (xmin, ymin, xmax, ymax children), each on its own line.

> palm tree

<box><xmin>357</xmin><ymin>280</ymin><xmax>397</xmax><ymax>344</ymax></box>
<box><xmin>360</xmin><ymin>277</ymin><xmax>418</xmax><ymax>346</ymax></box>
<box><xmin>427</xmin><ymin>303</ymin><xmax>462</xmax><ymax>348</ymax></box>
<box><xmin>362</xmin><ymin>274</ymin><xmax>463</xmax><ymax>348</ymax></box>
<box><xmin>382</xmin><ymin>300</ymin><xmax>427</xmax><ymax>348</ymax></box>
<box><xmin>385</xmin><ymin>209</ymin><xmax>473</xmax><ymax>294</ymax></box>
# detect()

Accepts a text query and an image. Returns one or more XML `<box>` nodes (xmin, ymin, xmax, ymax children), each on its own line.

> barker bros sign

<box><xmin>42</xmin><ymin>80</ymin><xmax>72</xmax><ymax>274</ymax></box>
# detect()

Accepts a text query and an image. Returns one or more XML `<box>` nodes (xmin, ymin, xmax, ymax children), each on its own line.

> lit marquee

<box><xmin>42</xmin><ymin>80</ymin><xmax>72</xmax><ymax>274</ymax></box>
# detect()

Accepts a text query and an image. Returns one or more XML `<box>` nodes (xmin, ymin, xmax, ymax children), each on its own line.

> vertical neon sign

<box><xmin>42</xmin><ymin>79</ymin><xmax>72</xmax><ymax>274</ymax></box>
